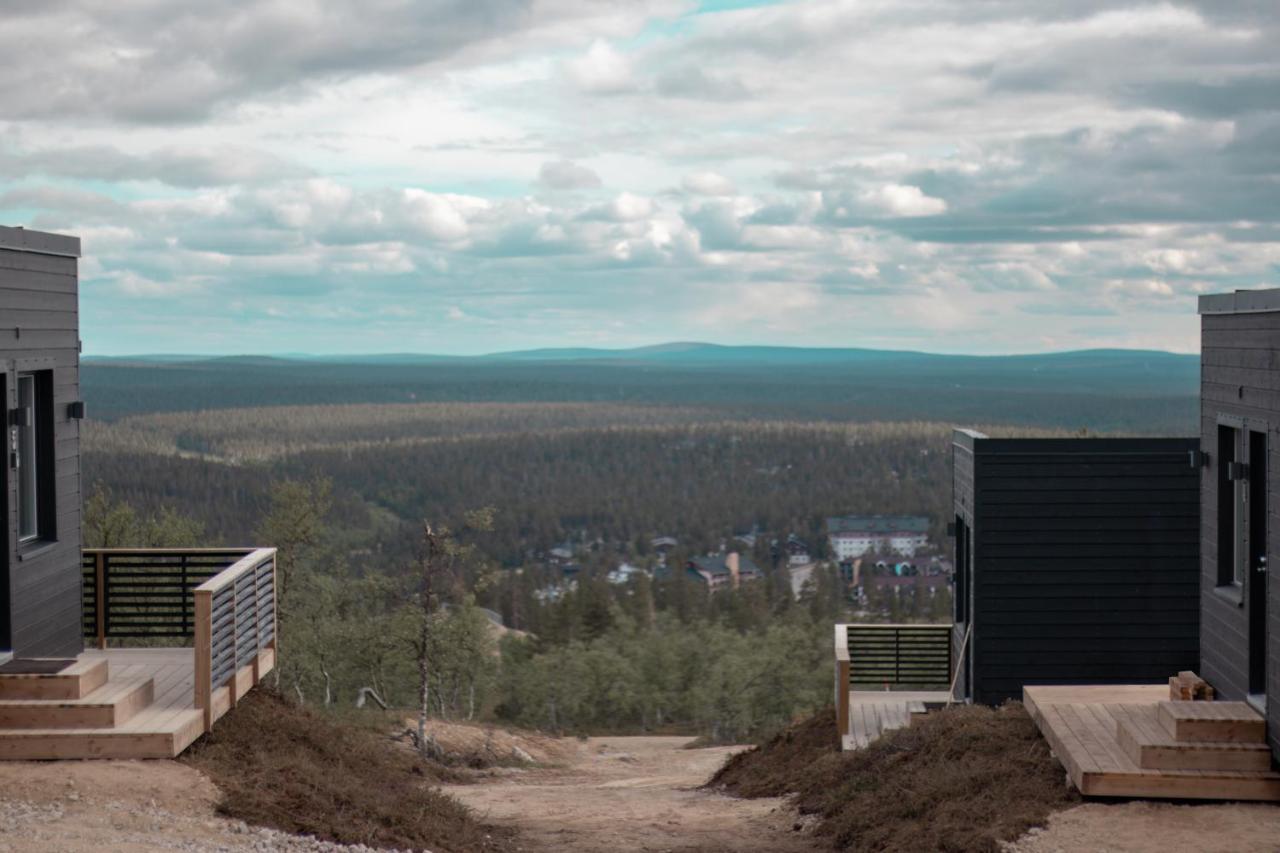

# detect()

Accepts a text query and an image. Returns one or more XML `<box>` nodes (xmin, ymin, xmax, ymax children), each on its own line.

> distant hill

<box><xmin>81</xmin><ymin>344</ymin><xmax>1199</xmax><ymax>432</ymax></box>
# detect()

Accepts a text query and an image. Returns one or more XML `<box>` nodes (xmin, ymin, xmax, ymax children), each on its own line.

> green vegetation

<box><xmin>79</xmin><ymin>348</ymin><xmax>1194</xmax><ymax>744</ymax></box>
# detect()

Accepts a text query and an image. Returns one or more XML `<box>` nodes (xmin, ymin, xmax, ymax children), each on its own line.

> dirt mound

<box><xmin>182</xmin><ymin>689</ymin><xmax>510</xmax><ymax>852</ymax></box>
<box><xmin>711</xmin><ymin>702</ymin><xmax>1079</xmax><ymax>852</ymax></box>
<box><xmin>403</xmin><ymin>716</ymin><xmax>575</xmax><ymax>769</ymax></box>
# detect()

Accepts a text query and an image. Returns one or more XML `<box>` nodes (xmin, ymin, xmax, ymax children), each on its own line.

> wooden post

<box><xmin>194</xmin><ymin>589</ymin><xmax>212</xmax><ymax>732</ymax></box>
<box><xmin>834</xmin><ymin>624</ymin><xmax>851</xmax><ymax>744</ymax></box>
<box><xmin>94</xmin><ymin>552</ymin><xmax>107</xmax><ymax>650</ymax></box>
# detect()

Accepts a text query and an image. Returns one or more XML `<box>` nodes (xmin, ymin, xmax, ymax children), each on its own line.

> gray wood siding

<box><xmin>1199</xmin><ymin>309</ymin><xmax>1280</xmax><ymax>759</ymax></box>
<box><xmin>0</xmin><ymin>235</ymin><xmax>84</xmax><ymax>659</ymax></box>
<box><xmin>959</xmin><ymin>436</ymin><xmax>1199</xmax><ymax>705</ymax></box>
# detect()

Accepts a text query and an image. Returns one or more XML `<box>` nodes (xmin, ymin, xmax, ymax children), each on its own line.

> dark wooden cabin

<box><xmin>951</xmin><ymin>429</ymin><xmax>1200</xmax><ymax>704</ymax></box>
<box><xmin>1198</xmin><ymin>289</ymin><xmax>1280</xmax><ymax>759</ymax></box>
<box><xmin>0</xmin><ymin>225</ymin><xmax>84</xmax><ymax>660</ymax></box>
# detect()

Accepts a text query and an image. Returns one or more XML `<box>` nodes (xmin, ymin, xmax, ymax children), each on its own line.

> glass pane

<box><xmin>17</xmin><ymin>374</ymin><xmax>37</xmax><ymax>541</ymax></box>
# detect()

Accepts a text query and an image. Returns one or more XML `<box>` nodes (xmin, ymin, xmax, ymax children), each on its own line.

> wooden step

<box><xmin>0</xmin><ymin>676</ymin><xmax>154</xmax><ymax>730</ymax></box>
<box><xmin>0</xmin><ymin>708</ymin><xmax>204</xmax><ymax>760</ymax></box>
<box><xmin>0</xmin><ymin>658</ymin><xmax>108</xmax><ymax>701</ymax></box>
<box><xmin>1157</xmin><ymin>701</ymin><xmax>1267</xmax><ymax>744</ymax></box>
<box><xmin>1116</xmin><ymin>707</ymin><xmax>1273</xmax><ymax>772</ymax></box>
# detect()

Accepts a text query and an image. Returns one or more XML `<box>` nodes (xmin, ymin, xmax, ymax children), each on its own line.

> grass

<box><xmin>710</xmin><ymin>703</ymin><xmax>1080</xmax><ymax>852</ymax></box>
<box><xmin>181</xmin><ymin>689</ymin><xmax>511</xmax><ymax>852</ymax></box>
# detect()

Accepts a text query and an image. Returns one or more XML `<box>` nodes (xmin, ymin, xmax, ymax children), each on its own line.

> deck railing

<box><xmin>193</xmin><ymin>548</ymin><xmax>277</xmax><ymax>731</ymax></box>
<box><xmin>82</xmin><ymin>549</ymin><xmax>256</xmax><ymax>645</ymax></box>
<box><xmin>834</xmin><ymin>623</ymin><xmax>952</xmax><ymax>739</ymax></box>
<box><xmin>82</xmin><ymin>547</ymin><xmax>278</xmax><ymax>733</ymax></box>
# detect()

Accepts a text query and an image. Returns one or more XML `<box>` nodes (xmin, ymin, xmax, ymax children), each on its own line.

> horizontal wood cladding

<box><xmin>1200</xmin><ymin>305</ymin><xmax>1280</xmax><ymax>762</ymax></box>
<box><xmin>961</xmin><ymin>435</ymin><xmax>1200</xmax><ymax>705</ymax></box>
<box><xmin>0</xmin><ymin>242</ymin><xmax>83</xmax><ymax>658</ymax></box>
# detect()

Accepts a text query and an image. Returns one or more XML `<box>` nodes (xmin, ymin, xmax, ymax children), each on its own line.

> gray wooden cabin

<box><xmin>0</xmin><ymin>225</ymin><xmax>84</xmax><ymax>660</ymax></box>
<box><xmin>951</xmin><ymin>429</ymin><xmax>1201</xmax><ymax>704</ymax></box>
<box><xmin>1198</xmin><ymin>289</ymin><xmax>1280</xmax><ymax>759</ymax></box>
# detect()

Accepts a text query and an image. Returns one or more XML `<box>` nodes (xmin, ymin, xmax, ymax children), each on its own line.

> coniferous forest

<box><xmin>81</xmin><ymin>351</ymin><xmax>1197</xmax><ymax>740</ymax></box>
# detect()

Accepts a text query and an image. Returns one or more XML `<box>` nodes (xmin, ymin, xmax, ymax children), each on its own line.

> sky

<box><xmin>2</xmin><ymin>0</ymin><xmax>1278</xmax><ymax>356</ymax></box>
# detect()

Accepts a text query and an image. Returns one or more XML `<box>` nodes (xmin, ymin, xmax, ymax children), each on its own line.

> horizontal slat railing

<box><xmin>83</xmin><ymin>549</ymin><xmax>256</xmax><ymax>646</ymax></box>
<box><xmin>845</xmin><ymin>623</ymin><xmax>952</xmax><ymax>689</ymax></box>
<box><xmin>194</xmin><ymin>548</ymin><xmax>278</xmax><ymax>732</ymax></box>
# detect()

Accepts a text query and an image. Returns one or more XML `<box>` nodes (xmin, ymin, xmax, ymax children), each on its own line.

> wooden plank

<box><xmin>194</xmin><ymin>590</ymin><xmax>212</xmax><ymax>731</ymax></box>
<box><xmin>0</xmin><ymin>658</ymin><xmax>108</xmax><ymax>700</ymax></box>
<box><xmin>1158</xmin><ymin>701</ymin><xmax>1267</xmax><ymax>743</ymax></box>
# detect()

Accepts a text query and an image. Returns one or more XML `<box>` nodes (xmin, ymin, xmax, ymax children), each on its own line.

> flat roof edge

<box><xmin>1199</xmin><ymin>289</ymin><xmax>1280</xmax><ymax>315</ymax></box>
<box><xmin>0</xmin><ymin>225</ymin><xmax>80</xmax><ymax>258</ymax></box>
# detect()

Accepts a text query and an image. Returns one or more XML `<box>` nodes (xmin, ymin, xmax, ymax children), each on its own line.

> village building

<box><xmin>826</xmin><ymin>515</ymin><xmax>928</xmax><ymax>559</ymax></box>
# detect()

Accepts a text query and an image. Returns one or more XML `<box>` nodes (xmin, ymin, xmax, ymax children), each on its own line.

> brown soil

<box><xmin>711</xmin><ymin>704</ymin><xmax>1080</xmax><ymax>852</ymax></box>
<box><xmin>182</xmin><ymin>689</ymin><xmax>509</xmax><ymax>852</ymax></box>
<box><xmin>405</xmin><ymin>716</ymin><xmax>577</xmax><ymax>768</ymax></box>
<box><xmin>442</xmin><ymin>734</ymin><xmax>820</xmax><ymax>853</ymax></box>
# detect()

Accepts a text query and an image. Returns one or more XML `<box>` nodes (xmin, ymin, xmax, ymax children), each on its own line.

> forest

<box><xmin>82</xmin><ymin>346</ymin><xmax>1198</xmax><ymax>432</ymax></box>
<box><xmin>78</xmin><ymin>347</ymin><xmax>1195</xmax><ymax>740</ymax></box>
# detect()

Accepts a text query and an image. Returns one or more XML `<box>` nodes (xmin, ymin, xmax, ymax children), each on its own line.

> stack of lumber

<box><xmin>1168</xmin><ymin>671</ymin><xmax>1214</xmax><ymax>701</ymax></box>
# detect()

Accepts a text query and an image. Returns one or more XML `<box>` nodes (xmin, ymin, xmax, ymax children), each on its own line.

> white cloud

<box><xmin>563</xmin><ymin>40</ymin><xmax>635</xmax><ymax>94</ymax></box>
<box><xmin>682</xmin><ymin>171</ymin><xmax>737</xmax><ymax>196</ymax></box>
<box><xmin>856</xmin><ymin>185</ymin><xmax>948</xmax><ymax>218</ymax></box>
<box><xmin>538</xmin><ymin>160</ymin><xmax>603</xmax><ymax>190</ymax></box>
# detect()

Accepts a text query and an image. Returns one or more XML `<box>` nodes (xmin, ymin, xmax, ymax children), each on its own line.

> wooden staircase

<box><xmin>0</xmin><ymin>652</ymin><xmax>204</xmax><ymax>759</ymax></box>
<box><xmin>1025</xmin><ymin>685</ymin><xmax>1280</xmax><ymax>801</ymax></box>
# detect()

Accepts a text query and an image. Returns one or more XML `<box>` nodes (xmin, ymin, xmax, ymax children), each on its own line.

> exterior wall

<box><xmin>829</xmin><ymin>532</ymin><xmax>928</xmax><ymax>559</ymax></box>
<box><xmin>1198</xmin><ymin>301</ymin><xmax>1280</xmax><ymax>760</ymax></box>
<box><xmin>956</xmin><ymin>432</ymin><xmax>1200</xmax><ymax>705</ymax></box>
<box><xmin>0</xmin><ymin>227</ymin><xmax>83</xmax><ymax>658</ymax></box>
<box><xmin>951</xmin><ymin>429</ymin><xmax>978</xmax><ymax>702</ymax></box>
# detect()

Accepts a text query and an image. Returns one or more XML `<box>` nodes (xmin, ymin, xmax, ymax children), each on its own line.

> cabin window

<box><xmin>15</xmin><ymin>371</ymin><xmax>54</xmax><ymax>545</ymax></box>
<box><xmin>953</xmin><ymin>515</ymin><xmax>968</xmax><ymax>622</ymax></box>
<box><xmin>1217</xmin><ymin>424</ymin><xmax>1245</xmax><ymax>587</ymax></box>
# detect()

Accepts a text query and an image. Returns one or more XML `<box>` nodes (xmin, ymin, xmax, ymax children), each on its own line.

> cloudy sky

<box><xmin>3</xmin><ymin>0</ymin><xmax>1277</xmax><ymax>355</ymax></box>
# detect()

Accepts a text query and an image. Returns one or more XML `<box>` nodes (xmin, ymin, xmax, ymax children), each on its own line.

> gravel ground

<box><xmin>1002</xmin><ymin>801</ymin><xmax>1280</xmax><ymax>853</ymax></box>
<box><xmin>0</xmin><ymin>759</ymin><xmax>415</xmax><ymax>852</ymax></box>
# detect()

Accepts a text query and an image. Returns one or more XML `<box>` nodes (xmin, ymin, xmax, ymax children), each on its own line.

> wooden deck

<box><xmin>843</xmin><ymin>690</ymin><xmax>951</xmax><ymax>751</ymax></box>
<box><xmin>0</xmin><ymin>647</ymin><xmax>272</xmax><ymax>760</ymax></box>
<box><xmin>1025</xmin><ymin>685</ymin><xmax>1280</xmax><ymax>801</ymax></box>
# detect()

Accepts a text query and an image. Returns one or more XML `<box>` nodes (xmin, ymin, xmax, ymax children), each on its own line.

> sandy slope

<box><xmin>442</xmin><ymin>735</ymin><xmax>818</xmax><ymax>853</ymax></box>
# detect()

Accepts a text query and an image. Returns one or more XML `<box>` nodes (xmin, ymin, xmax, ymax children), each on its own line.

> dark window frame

<box><xmin>13</xmin><ymin>368</ymin><xmax>56</xmax><ymax>551</ymax></box>
<box><xmin>1217</xmin><ymin>422</ymin><xmax>1243</xmax><ymax>588</ymax></box>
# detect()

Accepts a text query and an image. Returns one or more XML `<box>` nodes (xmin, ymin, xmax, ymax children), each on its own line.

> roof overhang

<box><xmin>1199</xmin><ymin>289</ymin><xmax>1280</xmax><ymax>315</ymax></box>
<box><xmin>0</xmin><ymin>225</ymin><xmax>80</xmax><ymax>258</ymax></box>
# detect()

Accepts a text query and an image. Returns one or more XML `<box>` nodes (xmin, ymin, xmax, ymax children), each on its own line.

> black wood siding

<box><xmin>0</xmin><ymin>228</ymin><xmax>83</xmax><ymax>658</ymax></box>
<box><xmin>954</xmin><ymin>432</ymin><xmax>1200</xmax><ymax>705</ymax></box>
<box><xmin>1199</xmin><ymin>306</ymin><xmax>1280</xmax><ymax>759</ymax></box>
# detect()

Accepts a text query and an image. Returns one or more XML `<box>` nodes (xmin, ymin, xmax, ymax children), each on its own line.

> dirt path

<box><xmin>442</xmin><ymin>735</ymin><xmax>818</xmax><ymax>853</ymax></box>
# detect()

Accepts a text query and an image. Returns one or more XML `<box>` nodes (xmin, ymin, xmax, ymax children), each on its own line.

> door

<box><xmin>1249</xmin><ymin>429</ymin><xmax>1268</xmax><ymax>700</ymax></box>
